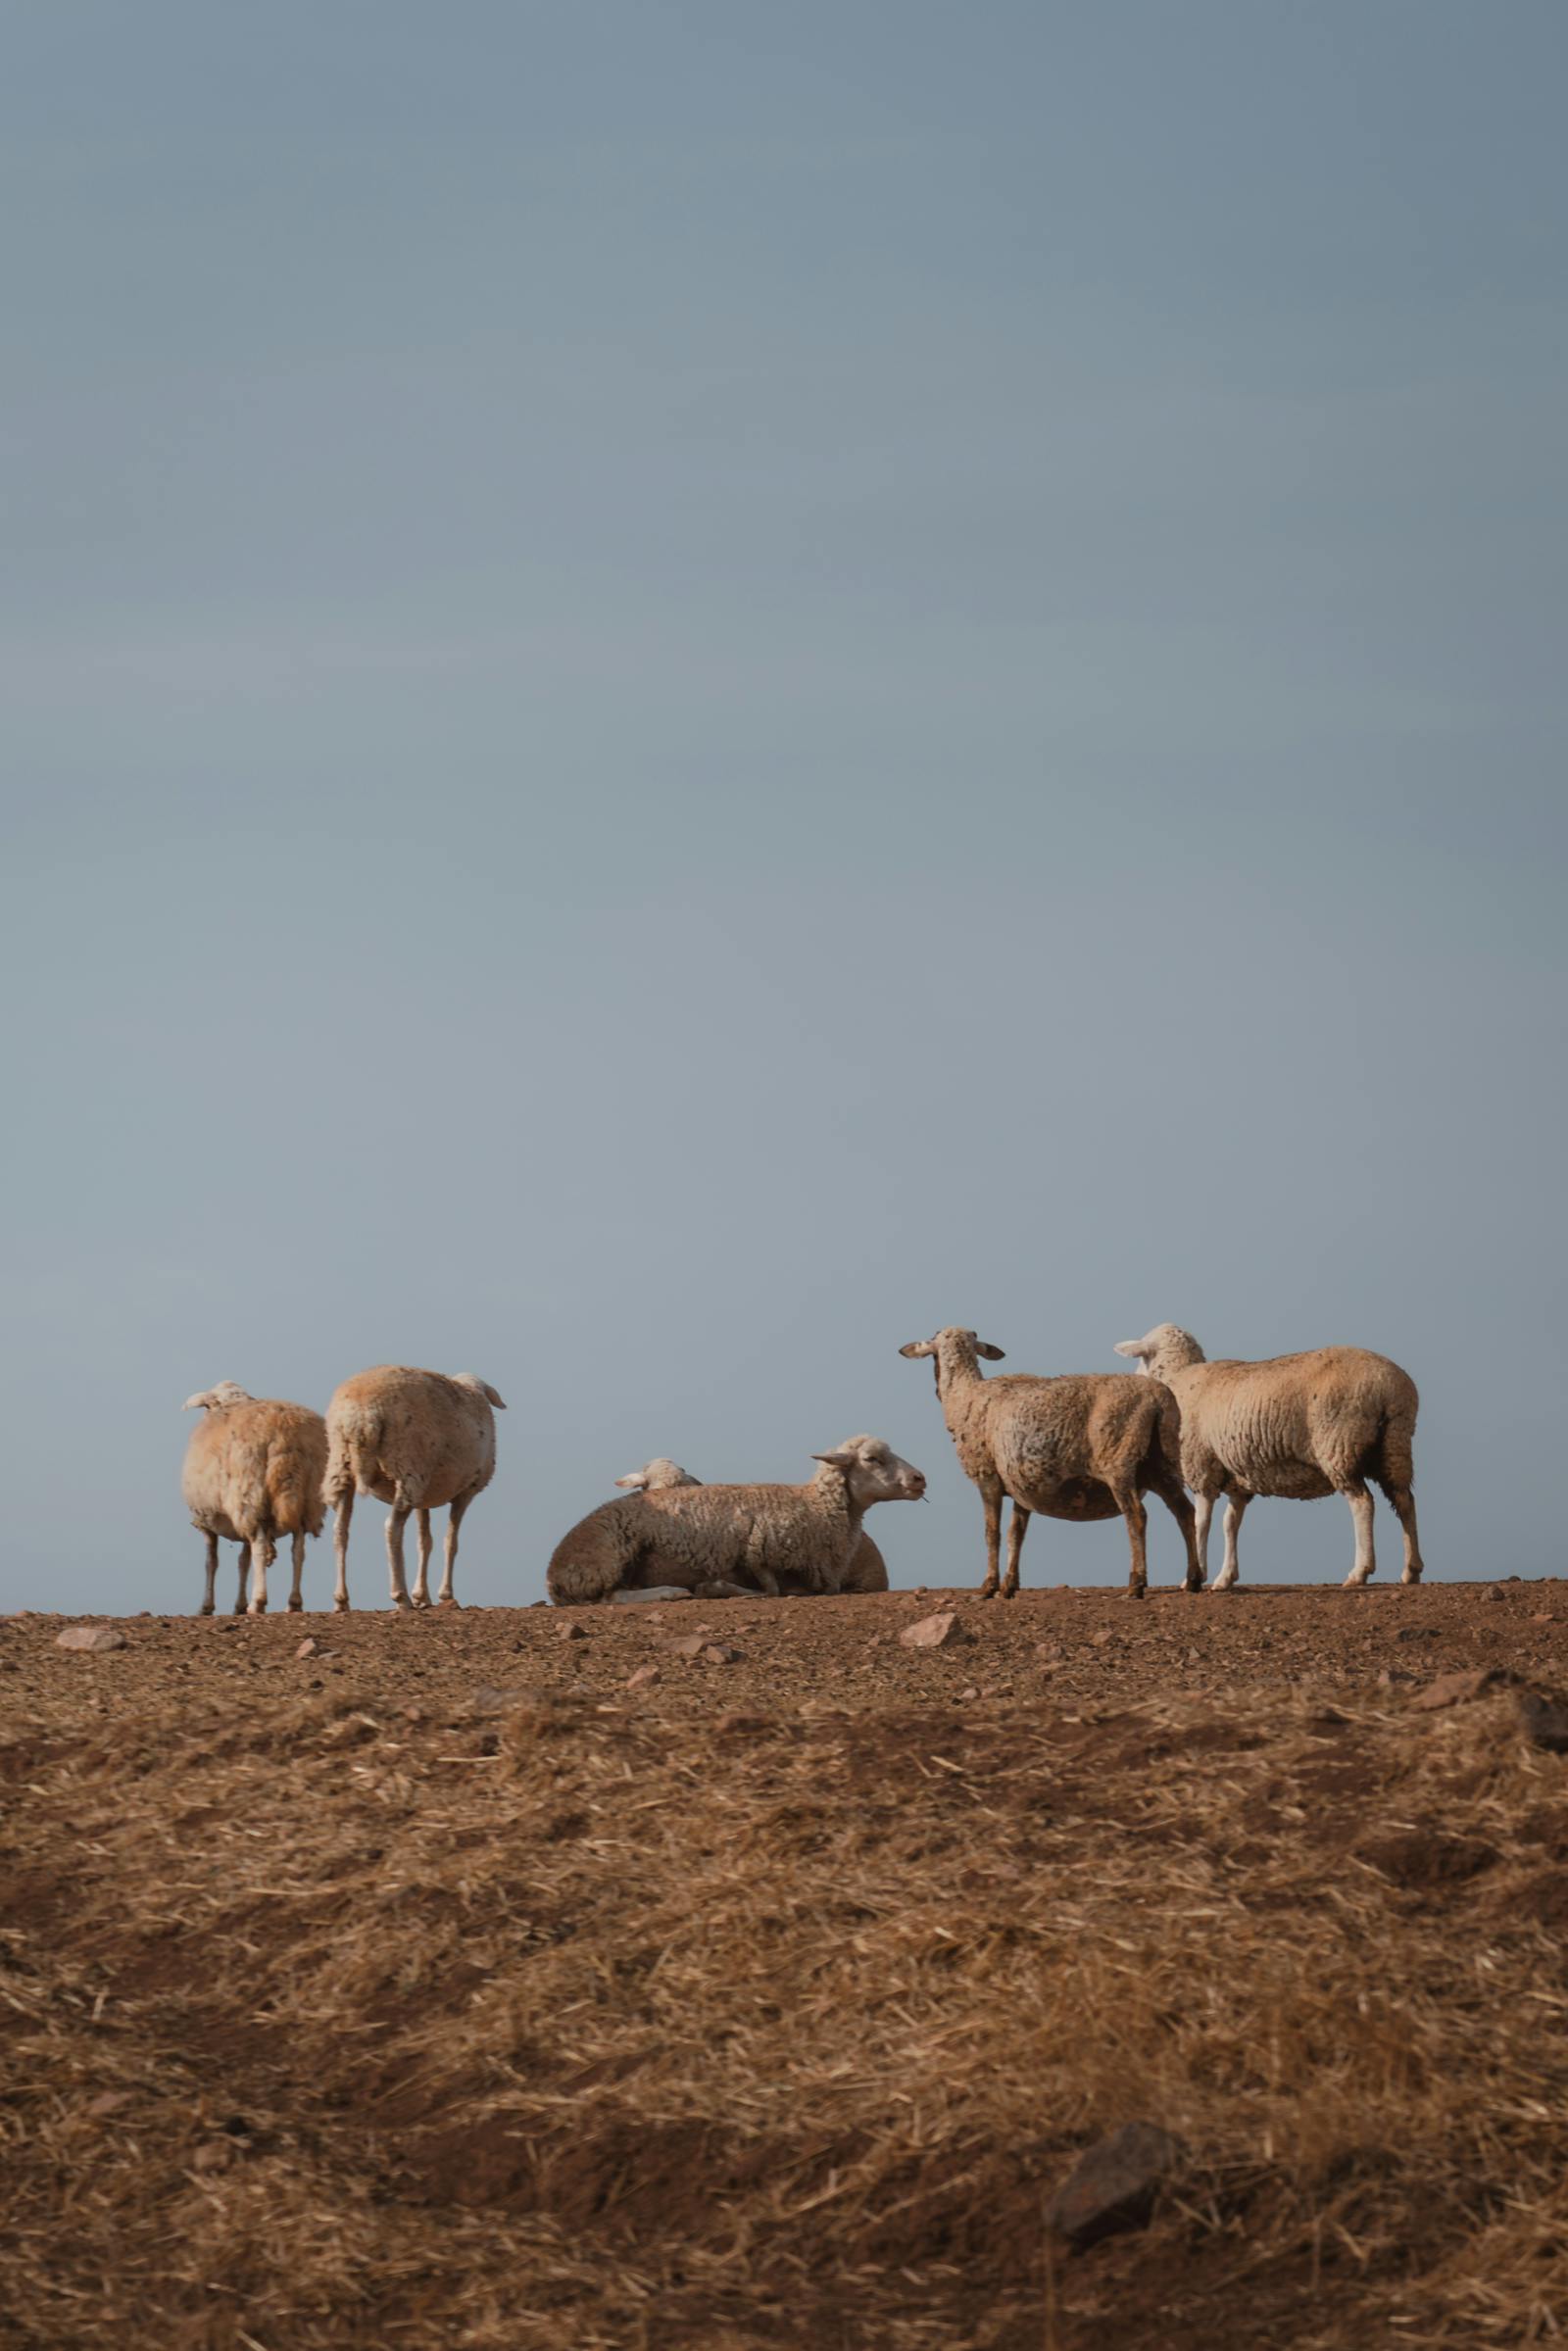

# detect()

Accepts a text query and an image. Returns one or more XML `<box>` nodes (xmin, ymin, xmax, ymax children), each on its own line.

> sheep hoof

<box><xmin>1127</xmin><ymin>1584</ymin><xmax>1148</xmax><ymax>1603</ymax></box>
<box><xmin>287</xmin><ymin>1596</ymin><xmax>303</xmax><ymax>1613</ymax></box>
<box><xmin>247</xmin><ymin>1602</ymin><xmax>268</xmax><ymax>1616</ymax></box>
<box><xmin>198</xmin><ymin>1603</ymin><xmax>214</xmax><ymax>1618</ymax></box>
<box><xmin>332</xmin><ymin>1598</ymin><xmax>350</xmax><ymax>1614</ymax></box>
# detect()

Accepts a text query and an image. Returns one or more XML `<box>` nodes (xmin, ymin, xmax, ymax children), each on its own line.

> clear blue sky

<box><xmin>3</xmin><ymin>2</ymin><xmax>1564</xmax><ymax>1611</ymax></box>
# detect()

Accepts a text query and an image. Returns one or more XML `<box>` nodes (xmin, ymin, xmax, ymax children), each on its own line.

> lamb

<box><xmin>322</xmin><ymin>1365</ymin><xmax>506</xmax><ymax>1612</ymax></box>
<box><xmin>548</xmin><ymin>1435</ymin><xmax>924</xmax><ymax>1605</ymax></box>
<box><xmin>900</xmin><ymin>1328</ymin><xmax>1201</xmax><ymax>1598</ymax></box>
<box><xmin>1113</xmin><ymin>1324</ymin><xmax>1424</xmax><ymax>1589</ymax></box>
<box><xmin>181</xmin><ymin>1383</ymin><xmax>328</xmax><ymax>1616</ymax></box>
<box><xmin>611</xmin><ymin>1459</ymin><xmax>891</xmax><ymax>1592</ymax></box>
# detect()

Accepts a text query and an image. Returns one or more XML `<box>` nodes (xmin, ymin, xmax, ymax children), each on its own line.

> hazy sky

<box><xmin>3</xmin><ymin>2</ymin><xmax>1564</xmax><ymax>1614</ymax></box>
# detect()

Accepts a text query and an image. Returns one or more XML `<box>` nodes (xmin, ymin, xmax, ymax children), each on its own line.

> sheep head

<box><xmin>1115</xmin><ymin>1325</ymin><xmax>1206</xmax><ymax>1379</ymax></box>
<box><xmin>810</xmin><ymin>1435</ymin><xmax>926</xmax><ymax>1508</ymax></box>
<box><xmin>615</xmin><ymin>1458</ymin><xmax>701</xmax><ymax>1492</ymax></box>
<box><xmin>182</xmin><ymin>1382</ymin><xmax>255</xmax><ymax>1413</ymax></box>
<box><xmin>899</xmin><ymin>1328</ymin><xmax>1005</xmax><ymax>1393</ymax></box>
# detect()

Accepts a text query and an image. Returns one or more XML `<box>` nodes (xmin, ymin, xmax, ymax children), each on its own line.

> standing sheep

<box><xmin>323</xmin><ymin>1366</ymin><xmax>506</xmax><ymax>1612</ymax></box>
<box><xmin>549</xmin><ymin>1436</ymin><xmax>924</xmax><ymax>1605</ymax></box>
<box><xmin>1113</xmin><ymin>1324</ymin><xmax>1424</xmax><ymax>1589</ymax></box>
<box><xmin>181</xmin><ymin>1383</ymin><xmax>328</xmax><ymax>1616</ymax></box>
<box><xmin>900</xmin><ymin>1328</ymin><xmax>1201</xmax><ymax>1598</ymax></box>
<box><xmin>612</xmin><ymin>1458</ymin><xmax>891</xmax><ymax>1592</ymax></box>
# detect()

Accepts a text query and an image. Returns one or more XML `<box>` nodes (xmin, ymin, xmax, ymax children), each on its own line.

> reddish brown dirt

<box><xmin>3</xmin><ymin>1581</ymin><xmax>1566</xmax><ymax>2350</ymax></box>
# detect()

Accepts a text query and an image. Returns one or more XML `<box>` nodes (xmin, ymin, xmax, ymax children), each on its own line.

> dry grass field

<box><xmin>4</xmin><ymin>1580</ymin><xmax>1568</xmax><ymax>2350</ymax></box>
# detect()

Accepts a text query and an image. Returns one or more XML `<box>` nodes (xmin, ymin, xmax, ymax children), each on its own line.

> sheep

<box><xmin>181</xmin><ymin>1383</ymin><xmax>328</xmax><ymax>1616</ymax></box>
<box><xmin>610</xmin><ymin>1459</ymin><xmax>892</xmax><ymax>1592</ymax></box>
<box><xmin>1113</xmin><ymin>1324</ymin><xmax>1424</xmax><ymax>1590</ymax></box>
<box><xmin>548</xmin><ymin>1435</ymin><xmax>924</xmax><ymax>1605</ymax></box>
<box><xmin>323</xmin><ymin>1365</ymin><xmax>506</xmax><ymax>1611</ymax></box>
<box><xmin>900</xmin><ymin>1327</ymin><xmax>1201</xmax><ymax>1598</ymax></box>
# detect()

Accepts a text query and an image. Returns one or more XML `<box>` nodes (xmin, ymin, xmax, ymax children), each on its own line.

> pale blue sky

<box><xmin>2</xmin><ymin>3</ymin><xmax>1564</xmax><ymax>1611</ymax></box>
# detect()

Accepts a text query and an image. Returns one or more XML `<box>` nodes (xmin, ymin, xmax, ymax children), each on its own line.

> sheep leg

<box><xmin>1111</xmin><ymin>1487</ymin><xmax>1150</xmax><ymax>1595</ymax></box>
<box><xmin>1150</xmin><ymin>1468</ymin><xmax>1203</xmax><ymax>1591</ymax></box>
<box><xmin>977</xmin><ymin>1477</ymin><xmax>1004</xmax><ymax>1598</ymax></box>
<box><xmin>200</xmin><ymin>1533</ymin><xmax>219</xmax><ymax>1617</ymax></box>
<box><xmin>1340</xmin><ymin>1481</ymin><xmax>1377</xmax><ymax>1586</ymax></box>
<box><xmin>436</xmin><ymin>1493</ymin><xmax>471</xmax><ymax>1606</ymax></box>
<box><xmin>412</xmin><ymin>1509</ymin><xmax>433</xmax><ymax>1608</ymax></box>
<box><xmin>1001</xmin><ymin>1503</ymin><xmax>1030</xmax><ymax>1598</ymax></box>
<box><xmin>330</xmin><ymin>1490</ymin><xmax>354</xmax><ymax>1613</ymax></box>
<box><xmin>232</xmin><ymin>1541</ymin><xmax>252</xmax><ymax>1615</ymax></box>
<box><xmin>288</xmin><ymin>1532</ymin><xmax>307</xmax><ymax>1612</ymax></box>
<box><xmin>249</xmin><ymin>1531</ymin><xmax>275</xmax><ymax>1614</ymax></box>
<box><xmin>1385</xmin><ymin>1485</ymin><xmax>1424</xmax><ymax>1585</ymax></box>
<box><xmin>1211</xmin><ymin>1492</ymin><xmax>1250</xmax><ymax>1592</ymax></box>
<box><xmin>385</xmin><ymin>1501</ymin><xmax>414</xmax><ymax>1610</ymax></box>
<box><xmin>1193</xmin><ymin>1494</ymin><xmax>1214</xmax><ymax>1581</ymax></box>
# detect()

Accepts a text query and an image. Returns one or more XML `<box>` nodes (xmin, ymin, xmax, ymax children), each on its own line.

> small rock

<box><xmin>1530</xmin><ymin>1613</ymin><xmax>1555</xmax><ymax>1626</ymax></box>
<box><xmin>295</xmin><ymin>1637</ymin><xmax>324</xmax><ymax>1660</ymax></box>
<box><xmin>558</xmin><ymin>1621</ymin><xmax>587</xmax><ymax>1641</ymax></box>
<box><xmin>1484</xmin><ymin>1587</ymin><xmax>1507</xmax><ymax>1604</ymax></box>
<box><xmin>625</xmin><ymin>1665</ymin><xmax>662</xmax><ymax>1691</ymax></box>
<box><xmin>702</xmin><ymin>1643</ymin><xmax>744</xmax><ymax>1665</ymax></box>
<box><xmin>1518</xmin><ymin>1693</ymin><xmax>1568</xmax><ymax>1753</ymax></box>
<box><xmin>190</xmin><ymin>2139</ymin><xmax>237</xmax><ymax>2175</ymax></box>
<box><xmin>86</xmin><ymin>2091</ymin><xmax>128</xmax><ymax>2118</ymax></box>
<box><xmin>1092</xmin><ymin>1628</ymin><xmax>1115</xmax><ymax>1647</ymax></box>
<box><xmin>1045</xmin><ymin>2122</ymin><xmax>1182</xmax><ymax>2246</ymax></box>
<box><xmin>665</xmin><ymin>1635</ymin><xmax>709</xmax><ymax>1660</ymax></box>
<box><xmin>470</xmin><ymin>1684</ymin><xmax>527</xmax><ymax>1714</ymax></box>
<box><xmin>1412</xmin><ymin>1668</ymin><xmax>1503</xmax><ymax>1711</ymax></box>
<box><xmin>900</xmin><ymin>1611</ymin><xmax>964</xmax><ymax>1651</ymax></box>
<box><xmin>1395</xmin><ymin>1626</ymin><xmax>1440</xmax><ymax>1644</ymax></box>
<box><xmin>956</xmin><ymin>1685</ymin><xmax>980</xmax><ymax>1702</ymax></box>
<box><xmin>56</xmin><ymin>1627</ymin><xmax>126</xmax><ymax>1653</ymax></box>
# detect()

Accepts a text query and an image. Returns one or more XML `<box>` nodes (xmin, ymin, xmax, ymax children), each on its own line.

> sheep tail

<box><xmin>267</xmin><ymin>1427</ymin><xmax>327</xmax><ymax>1540</ymax></box>
<box><xmin>1373</xmin><ymin>1378</ymin><xmax>1419</xmax><ymax>1496</ymax></box>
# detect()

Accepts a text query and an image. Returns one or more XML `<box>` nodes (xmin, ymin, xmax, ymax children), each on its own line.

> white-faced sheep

<box><xmin>181</xmin><ymin>1383</ymin><xmax>328</xmax><ymax>1616</ymax></box>
<box><xmin>549</xmin><ymin>1436</ymin><xmax>924</xmax><ymax>1605</ymax></box>
<box><xmin>1113</xmin><ymin>1324</ymin><xmax>1424</xmax><ymax>1590</ymax></box>
<box><xmin>611</xmin><ymin>1458</ymin><xmax>891</xmax><ymax>1592</ymax></box>
<box><xmin>900</xmin><ymin>1327</ymin><xmax>1201</xmax><ymax>1598</ymax></box>
<box><xmin>323</xmin><ymin>1365</ymin><xmax>506</xmax><ymax>1611</ymax></box>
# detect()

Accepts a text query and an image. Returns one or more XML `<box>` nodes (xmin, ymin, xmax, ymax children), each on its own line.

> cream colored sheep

<box><xmin>323</xmin><ymin>1365</ymin><xmax>506</xmax><ymax>1612</ymax></box>
<box><xmin>1113</xmin><ymin>1324</ymin><xmax>1424</xmax><ymax>1589</ymax></box>
<box><xmin>549</xmin><ymin>1436</ymin><xmax>924</xmax><ymax>1605</ymax></box>
<box><xmin>901</xmin><ymin>1328</ymin><xmax>1201</xmax><ymax>1598</ymax></box>
<box><xmin>181</xmin><ymin>1384</ymin><xmax>328</xmax><ymax>1616</ymax></box>
<box><xmin>610</xmin><ymin>1459</ymin><xmax>892</xmax><ymax>1592</ymax></box>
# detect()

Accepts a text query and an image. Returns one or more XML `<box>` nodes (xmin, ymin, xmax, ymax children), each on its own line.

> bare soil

<box><xmin>3</xmin><ymin>1579</ymin><xmax>1567</xmax><ymax>2349</ymax></box>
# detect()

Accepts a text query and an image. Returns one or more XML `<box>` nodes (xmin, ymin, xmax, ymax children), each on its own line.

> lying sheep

<box><xmin>549</xmin><ymin>1435</ymin><xmax>924</xmax><ymax>1605</ymax></box>
<box><xmin>181</xmin><ymin>1383</ymin><xmax>328</xmax><ymax>1615</ymax></box>
<box><xmin>611</xmin><ymin>1458</ymin><xmax>891</xmax><ymax>1592</ymax></box>
<box><xmin>1113</xmin><ymin>1324</ymin><xmax>1424</xmax><ymax>1589</ymax></box>
<box><xmin>323</xmin><ymin>1365</ymin><xmax>506</xmax><ymax>1611</ymax></box>
<box><xmin>901</xmin><ymin>1327</ymin><xmax>1201</xmax><ymax>1598</ymax></box>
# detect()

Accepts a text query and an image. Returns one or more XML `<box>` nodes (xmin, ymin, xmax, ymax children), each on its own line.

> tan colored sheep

<box><xmin>323</xmin><ymin>1365</ymin><xmax>506</xmax><ymax>1611</ymax></box>
<box><xmin>611</xmin><ymin>1458</ymin><xmax>891</xmax><ymax>1592</ymax></box>
<box><xmin>901</xmin><ymin>1327</ymin><xmax>1201</xmax><ymax>1598</ymax></box>
<box><xmin>181</xmin><ymin>1383</ymin><xmax>328</xmax><ymax>1616</ymax></box>
<box><xmin>549</xmin><ymin>1436</ymin><xmax>924</xmax><ymax>1605</ymax></box>
<box><xmin>1113</xmin><ymin>1324</ymin><xmax>1424</xmax><ymax>1589</ymax></box>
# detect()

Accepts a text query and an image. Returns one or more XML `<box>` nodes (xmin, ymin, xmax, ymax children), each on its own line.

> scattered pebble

<box><xmin>1045</xmin><ymin>2122</ymin><xmax>1182</xmax><ymax>2246</ymax></box>
<box><xmin>900</xmin><ymin>1612</ymin><xmax>964</xmax><ymax>1651</ymax></box>
<box><xmin>56</xmin><ymin>1627</ymin><xmax>125</xmax><ymax>1654</ymax></box>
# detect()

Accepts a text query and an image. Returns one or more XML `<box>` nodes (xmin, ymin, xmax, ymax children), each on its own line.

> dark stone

<box><xmin>1044</xmin><ymin>2122</ymin><xmax>1182</xmax><ymax>2246</ymax></box>
<box><xmin>1518</xmin><ymin>1693</ymin><xmax>1568</xmax><ymax>1754</ymax></box>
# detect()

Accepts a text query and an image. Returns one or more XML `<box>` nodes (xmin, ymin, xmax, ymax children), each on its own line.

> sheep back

<box><xmin>324</xmin><ymin>1366</ymin><xmax>499</xmax><ymax>1509</ymax></box>
<box><xmin>182</xmin><ymin>1401</ymin><xmax>328</xmax><ymax>1543</ymax></box>
<box><xmin>1169</xmin><ymin>1347</ymin><xmax>1418</xmax><ymax>1499</ymax></box>
<box><xmin>959</xmin><ymin>1373</ymin><xmax>1179</xmax><ymax>1519</ymax></box>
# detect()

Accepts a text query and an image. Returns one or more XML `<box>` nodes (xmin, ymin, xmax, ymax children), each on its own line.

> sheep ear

<box><xmin>975</xmin><ymin>1342</ymin><xmax>1005</xmax><ymax>1360</ymax></box>
<box><xmin>811</xmin><ymin>1450</ymin><xmax>856</xmax><ymax>1469</ymax></box>
<box><xmin>1113</xmin><ymin>1340</ymin><xmax>1146</xmax><ymax>1360</ymax></box>
<box><xmin>899</xmin><ymin>1341</ymin><xmax>934</xmax><ymax>1358</ymax></box>
<box><xmin>482</xmin><ymin>1384</ymin><xmax>507</xmax><ymax>1409</ymax></box>
<box><xmin>182</xmin><ymin>1392</ymin><xmax>212</xmax><ymax>1411</ymax></box>
<box><xmin>614</xmin><ymin>1472</ymin><xmax>647</xmax><ymax>1491</ymax></box>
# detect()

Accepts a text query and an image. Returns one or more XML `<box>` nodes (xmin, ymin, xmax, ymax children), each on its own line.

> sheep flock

<box><xmin>177</xmin><ymin>1324</ymin><xmax>1428</xmax><ymax>1614</ymax></box>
